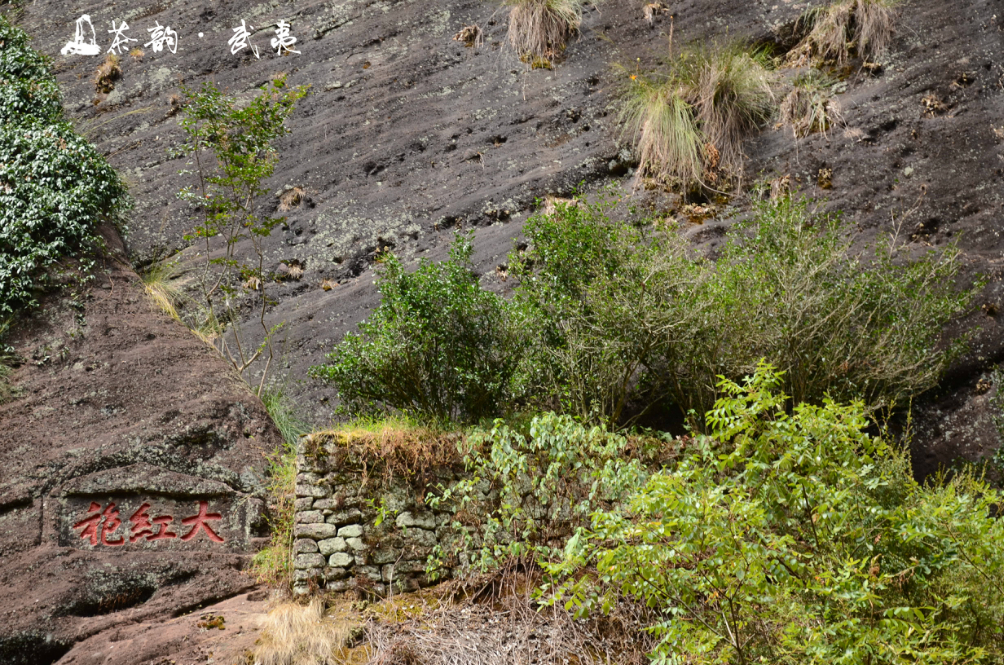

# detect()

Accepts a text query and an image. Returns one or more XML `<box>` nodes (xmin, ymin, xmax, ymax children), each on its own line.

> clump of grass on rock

<box><xmin>620</xmin><ymin>42</ymin><xmax>774</xmax><ymax>191</ymax></box>
<box><xmin>791</xmin><ymin>0</ymin><xmax>902</xmax><ymax>66</ymax></box>
<box><xmin>780</xmin><ymin>69</ymin><xmax>844</xmax><ymax>137</ymax></box>
<box><xmin>505</xmin><ymin>0</ymin><xmax>588</xmax><ymax>64</ymax></box>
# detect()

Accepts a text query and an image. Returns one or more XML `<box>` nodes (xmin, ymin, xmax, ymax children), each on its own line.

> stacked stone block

<box><xmin>292</xmin><ymin>433</ymin><xmax>459</xmax><ymax>596</ymax></box>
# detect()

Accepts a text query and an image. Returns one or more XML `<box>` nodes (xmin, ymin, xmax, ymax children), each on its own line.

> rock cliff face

<box><xmin>0</xmin><ymin>229</ymin><xmax>282</xmax><ymax>663</ymax></box>
<box><xmin>3</xmin><ymin>0</ymin><xmax>1004</xmax><ymax>659</ymax></box>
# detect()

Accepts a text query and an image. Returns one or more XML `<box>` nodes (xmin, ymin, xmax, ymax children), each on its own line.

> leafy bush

<box><xmin>512</xmin><ymin>196</ymin><xmax>705</xmax><ymax>425</ymax></box>
<box><xmin>689</xmin><ymin>194</ymin><xmax>974</xmax><ymax>417</ymax></box>
<box><xmin>549</xmin><ymin>364</ymin><xmax>1004</xmax><ymax>664</ymax></box>
<box><xmin>311</xmin><ymin>232</ymin><xmax>525</xmax><ymax>424</ymax></box>
<box><xmin>620</xmin><ymin>43</ymin><xmax>774</xmax><ymax>190</ymax></box>
<box><xmin>0</xmin><ymin>15</ymin><xmax>129</xmax><ymax>317</ymax></box>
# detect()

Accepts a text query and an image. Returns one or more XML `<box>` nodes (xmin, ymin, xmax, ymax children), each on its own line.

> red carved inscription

<box><xmin>73</xmin><ymin>500</ymin><xmax>225</xmax><ymax>546</ymax></box>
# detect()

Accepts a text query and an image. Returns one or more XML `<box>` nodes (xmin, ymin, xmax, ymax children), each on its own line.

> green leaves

<box><xmin>0</xmin><ymin>16</ymin><xmax>129</xmax><ymax>316</ymax></box>
<box><xmin>311</xmin><ymin>232</ymin><xmax>525</xmax><ymax>423</ymax></box>
<box><xmin>549</xmin><ymin>365</ymin><xmax>1004</xmax><ymax>664</ymax></box>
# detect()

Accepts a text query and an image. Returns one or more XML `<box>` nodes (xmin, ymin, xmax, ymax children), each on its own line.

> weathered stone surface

<box><xmin>295</xmin><ymin>539</ymin><xmax>319</xmax><ymax>554</ymax></box>
<box><xmin>323</xmin><ymin>508</ymin><xmax>364</xmax><ymax>525</ymax></box>
<box><xmin>318</xmin><ymin>537</ymin><xmax>348</xmax><ymax>556</ymax></box>
<box><xmin>295</xmin><ymin>510</ymin><xmax>325</xmax><ymax>524</ymax></box>
<box><xmin>328</xmin><ymin>552</ymin><xmax>353</xmax><ymax>568</ymax></box>
<box><xmin>294</xmin><ymin>523</ymin><xmax>338</xmax><ymax>539</ymax></box>
<box><xmin>404</xmin><ymin>529</ymin><xmax>438</xmax><ymax>548</ymax></box>
<box><xmin>295</xmin><ymin>553</ymin><xmax>327</xmax><ymax>570</ymax></box>
<box><xmin>357</xmin><ymin>565</ymin><xmax>382</xmax><ymax>582</ymax></box>
<box><xmin>338</xmin><ymin>524</ymin><xmax>363</xmax><ymax>538</ymax></box>
<box><xmin>381</xmin><ymin>564</ymin><xmax>396</xmax><ymax>583</ymax></box>
<box><xmin>294</xmin><ymin>497</ymin><xmax>314</xmax><ymax>511</ymax></box>
<box><xmin>370</xmin><ymin>548</ymin><xmax>399</xmax><ymax>565</ymax></box>
<box><xmin>295</xmin><ymin>484</ymin><xmax>327</xmax><ymax>498</ymax></box>
<box><xmin>396</xmin><ymin>511</ymin><xmax>437</xmax><ymax>530</ymax></box>
<box><xmin>345</xmin><ymin>537</ymin><xmax>367</xmax><ymax>551</ymax></box>
<box><xmin>324</xmin><ymin>567</ymin><xmax>350</xmax><ymax>581</ymax></box>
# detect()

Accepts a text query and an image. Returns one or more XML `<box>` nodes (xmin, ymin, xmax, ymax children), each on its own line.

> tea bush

<box><xmin>0</xmin><ymin>16</ymin><xmax>129</xmax><ymax>317</ymax></box>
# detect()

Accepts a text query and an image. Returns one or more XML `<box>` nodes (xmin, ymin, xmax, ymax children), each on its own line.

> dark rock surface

<box><xmin>0</xmin><ymin>228</ymin><xmax>282</xmax><ymax>664</ymax></box>
<box><xmin>4</xmin><ymin>0</ymin><xmax>1004</xmax><ymax>564</ymax></box>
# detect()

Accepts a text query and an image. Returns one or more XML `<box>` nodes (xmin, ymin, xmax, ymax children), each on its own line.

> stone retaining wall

<box><xmin>291</xmin><ymin>432</ymin><xmax>461</xmax><ymax>596</ymax></box>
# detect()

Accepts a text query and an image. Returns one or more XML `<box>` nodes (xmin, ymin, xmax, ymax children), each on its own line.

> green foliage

<box><xmin>0</xmin><ymin>15</ymin><xmax>129</xmax><ymax>317</ymax></box>
<box><xmin>514</xmin><ymin>193</ymin><xmax>973</xmax><ymax>424</ymax></box>
<box><xmin>512</xmin><ymin>195</ymin><xmax>705</xmax><ymax>425</ymax></box>
<box><xmin>311</xmin><ymin>232</ymin><xmax>525</xmax><ymax>424</ymax></box>
<box><xmin>425</xmin><ymin>412</ymin><xmax>648</xmax><ymax>577</ymax></box>
<box><xmin>178</xmin><ymin>75</ymin><xmax>307</xmax><ymax>395</ymax></box>
<box><xmin>692</xmin><ymin>194</ymin><xmax>974</xmax><ymax>417</ymax></box>
<box><xmin>548</xmin><ymin>364</ymin><xmax>1004</xmax><ymax>664</ymax></box>
<box><xmin>261</xmin><ymin>383</ymin><xmax>310</xmax><ymax>446</ymax></box>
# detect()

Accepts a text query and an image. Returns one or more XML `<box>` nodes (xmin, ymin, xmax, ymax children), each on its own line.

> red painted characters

<box><xmin>73</xmin><ymin>500</ymin><xmax>225</xmax><ymax>546</ymax></box>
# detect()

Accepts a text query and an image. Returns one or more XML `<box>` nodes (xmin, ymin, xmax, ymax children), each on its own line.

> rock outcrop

<box><xmin>0</xmin><ymin>229</ymin><xmax>282</xmax><ymax>664</ymax></box>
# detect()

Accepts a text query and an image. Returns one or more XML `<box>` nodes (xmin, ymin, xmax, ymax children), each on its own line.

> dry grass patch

<box><xmin>619</xmin><ymin>42</ymin><xmax>773</xmax><ymax>191</ymax></box>
<box><xmin>452</xmin><ymin>24</ymin><xmax>483</xmax><ymax>48</ymax></box>
<box><xmin>780</xmin><ymin>70</ymin><xmax>844</xmax><ymax>137</ymax></box>
<box><xmin>253</xmin><ymin>599</ymin><xmax>354</xmax><ymax>665</ymax></box>
<box><xmin>791</xmin><ymin>0</ymin><xmax>901</xmax><ymax>66</ymax></box>
<box><xmin>94</xmin><ymin>53</ymin><xmax>122</xmax><ymax>94</ymax></box>
<box><xmin>140</xmin><ymin>259</ymin><xmax>187</xmax><ymax>322</ymax></box>
<box><xmin>279</xmin><ymin>186</ymin><xmax>308</xmax><ymax>212</ymax></box>
<box><xmin>505</xmin><ymin>0</ymin><xmax>586</xmax><ymax>63</ymax></box>
<box><xmin>306</xmin><ymin>419</ymin><xmax>464</xmax><ymax>489</ymax></box>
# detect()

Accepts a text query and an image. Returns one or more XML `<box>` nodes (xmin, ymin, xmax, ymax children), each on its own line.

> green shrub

<box><xmin>0</xmin><ymin>15</ymin><xmax>129</xmax><ymax>317</ymax></box>
<box><xmin>311</xmin><ymin>232</ymin><xmax>525</xmax><ymax>424</ymax></box>
<box><xmin>512</xmin><ymin>196</ymin><xmax>705</xmax><ymax>425</ymax></box>
<box><xmin>687</xmin><ymin>194</ymin><xmax>974</xmax><ymax>417</ymax></box>
<box><xmin>0</xmin><ymin>17</ymin><xmax>63</xmax><ymax>124</ymax></box>
<box><xmin>548</xmin><ymin>363</ymin><xmax>1004</xmax><ymax>664</ymax></box>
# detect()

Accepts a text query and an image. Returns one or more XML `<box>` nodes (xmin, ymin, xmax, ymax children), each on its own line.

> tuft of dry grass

<box><xmin>791</xmin><ymin>0</ymin><xmax>901</xmax><ymax>66</ymax></box>
<box><xmin>505</xmin><ymin>0</ymin><xmax>586</xmax><ymax>62</ymax></box>
<box><xmin>140</xmin><ymin>259</ymin><xmax>187</xmax><ymax>322</ymax></box>
<box><xmin>94</xmin><ymin>53</ymin><xmax>122</xmax><ymax>94</ymax></box>
<box><xmin>452</xmin><ymin>24</ymin><xmax>483</xmax><ymax>48</ymax></box>
<box><xmin>253</xmin><ymin>599</ymin><xmax>351</xmax><ymax>665</ymax></box>
<box><xmin>129</xmin><ymin>47</ymin><xmax>144</xmax><ymax>61</ymax></box>
<box><xmin>780</xmin><ymin>69</ymin><xmax>844</xmax><ymax>137</ymax></box>
<box><xmin>306</xmin><ymin>418</ymin><xmax>463</xmax><ymax>489</ymax></box>
<box><xmin>619</xmin><ymin>42</ymin><xmax>773</xmax><ymax>190</ymax></box>
<box><xmin>279</xmin><ymin>186</ymin><xmax>308</xmax><ymax>212</ymax></box>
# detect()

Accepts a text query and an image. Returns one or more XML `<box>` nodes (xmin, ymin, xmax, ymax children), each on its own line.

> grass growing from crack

<box><xmin>780</xmin><ymin>69</ymin><xmax>844</xmax><ymax>137</ymax></box>
<box><xmin>252</xmin><ymin>385</ymin><xmax>309</xmax><ymax>589</ymax></box>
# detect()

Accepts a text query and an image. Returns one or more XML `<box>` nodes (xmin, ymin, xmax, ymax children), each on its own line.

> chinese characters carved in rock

<box><xmin>73</xmin><ymin>500</ymin><xmax>225</xmax><ymax>546</ymax></box>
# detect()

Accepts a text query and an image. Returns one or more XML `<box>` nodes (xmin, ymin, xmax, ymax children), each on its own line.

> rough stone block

<box><xmin>294</xmin><ymin>497</ymin><xmax>314</xmax><ymax>511</ymax></box>
<box><xmin>382</xmin><ymin>564</ymin><xmax>395</xmax><ymax>583</ymax></box>
<box><xmin>354</xmin><ymin>553</ymin><xmax>368</xmax><ymax>567</ymax></box>
<box><xmin>318</xmin><ymin>537</ymin><xmax>348</xmax><ymax>556</ymax></box>
<box><xmin>329</xmin><ymin>552</ymin><xmax>354</xmax><ymax>568</ymax></box>
<box><xmin>295</xmin><ymin>484</ymin><xmax>327</xmax><ymax>498</ymax></box>
<box><xmin>403</xmin><ymin>528</ymin><xmax>437</xmax><ymax>548</ymax></box>
<box><xmin>346</xmin><ymin>537</ymin><xmax>367</xmax><ymax>551</ymax></box>
<box><xmin>294</xmin><ymin>538</ymin><xmax>319</xmax><ymax>554</ymax></box>
<box><xmin>294</xmin><ymin>553</ymin><xmax>326</xmax><ymax>570</ymax></box>
<box><xmin>338</xmin><ymin>524</ymin><xmax>363</xmax><ymax>538</ymax></box>
<box><xmin>370</xmin><ymin>548</ymin><xmax>399</xmax><ymax>565</ymax></box>
<box><xmin>294</xmin><ymin>523</ymin><xmax>338</xmax><ymax>539</ymax></box>
<box><xmin>295</xmin><ymin>510</ymin><xmax>325</xmax><ymax>524</ymax></box>
<box><xmin>326</xmin><ymin>579</ymin><xmax>354</xmax><ymax>592</ymax></box>
<box><xmin>324</xmin><ymin>567</ymin><xmax>350</xmax><ymax>581</ymax></box>
<box><xmin>296</xmin><ymin>472</ymin><xmax>321</xmax><ymax>485</ymax></box>
<box><xmin>323</xmin><ymin>508</ymin><xmax>363</xmax><ymax>524</ymax></box>
<box><xmin>356</xmin><ymin>565</ymin><xmax>382</xmax><ymax>582</ymax></box>
<box><xmin>396</xmin><ymin>510</ymin><xmax>436</xmax><ymax>530</ymax></box>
